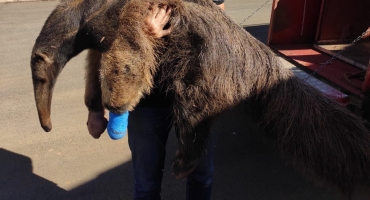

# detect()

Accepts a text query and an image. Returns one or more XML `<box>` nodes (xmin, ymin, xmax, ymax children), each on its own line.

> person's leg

<box><xmin>128</xmin><ymin>106</ymin><xmax>173</xmax><ymax>200</ymax></box>
<box><xmin>186</xmin><ymin>134</ymin><xmax>215</xmax><ymax>200</ymax></box>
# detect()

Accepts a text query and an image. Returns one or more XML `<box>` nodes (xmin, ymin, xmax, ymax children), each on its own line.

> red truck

<box><xmin>267</xmin><ymin>0</ymin><xmax>370</xmax><ymax>120</ymax></box>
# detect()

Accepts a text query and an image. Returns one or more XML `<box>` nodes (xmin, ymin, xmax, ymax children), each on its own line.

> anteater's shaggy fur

<box><xmin>30</xmin><ymin>0</ymin><xmax>370</xmax><ymax>196</ymax></box>
<box><xmin>100</xmin><ymin>0</ymin><xmax>370</xmax><ymax>194</ymax></box>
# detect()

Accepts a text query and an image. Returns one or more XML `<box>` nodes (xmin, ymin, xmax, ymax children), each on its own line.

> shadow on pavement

<box><xmin>0</xmin><ymin>148</ymin><xmax>67</xmax><ymax>199</ymax></box>
<box><xmin>211</xmin><ymin>102</ymin><xmax>341</xmax><ymax>200</ymax></box>
<box><xmin>0</xmin><ymin>101</ymin><xmax>342</xmax><ymax>200</ymax></box>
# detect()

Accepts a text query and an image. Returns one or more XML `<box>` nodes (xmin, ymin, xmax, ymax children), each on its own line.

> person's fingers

<box><xmin>154</xmin><ymin>5</ymin><xmax>170</xmax><ymax>19</ymax></box>
<box><xmin>151</xmin><ymin>4</ymin><xmax>160</xmax><ymax>17</ymax></box>
<box><xmin>166</xmin><ymin>6</ymin><xmax>172</xmax><ymax>14</ymax></box>
<box><xmin>362</xmin><ymin>27</ymin><xmax>370</xmax><ymax>39</ymax></box>
<box><xmin>144</xmin><ymin>4</ymin><xmax>157</xmax><ymax>27</ymax></box>
<box><xmin>159</xmin><ymin>26</ymin><xmax>172</xmax><ymax>37</ymax></box>
<box><xmin>155</xmin><ymin>5</ymin><xmax>168</xmax><ymax>20</ymax></box>
<box><xmin>160</xmin><ymin>7</ymin><xmax>172</xmax><ymax>24</ymax></box>
<box><xmin>147</xmin><ymin>5</ymin><xmax>164</xmax><ymax>24</ymax></box>
<box><xmin>147</xmin><ymin>2</ymin><xmax>154</xmax><ymax>10</ymax></box>
<box><xmin>145</xmin><ymin>2</ymin><xmax>158</xmax><ymax>24</ymax></box>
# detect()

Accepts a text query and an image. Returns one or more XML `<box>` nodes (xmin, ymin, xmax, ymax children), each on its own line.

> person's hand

<box><xmin>144</xmin><ymin>3</ymin><xmax>172</xmax><ymax>38</ymax></box>
<box><xmin>362</xmin><ymin>27</ymin><xmax>370</xmax><ymax>39</ymax></box>
<box><xmin>87</xmin><ymin>110</ymin><xmax>108</xmax><ymax>139</ymax></box>
<box><xmin>218</xmin><ymin>3</ymin><xmax>225</xmax><ymax>10</ymax></box>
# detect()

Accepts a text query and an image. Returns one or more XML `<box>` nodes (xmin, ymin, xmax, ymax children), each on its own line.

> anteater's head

<box><xmin>100</xmin><ymin>47</ymin><xmax>155</xmax><ymax>114</ymax></box>
<box><xmin>30</xmin><ymin>0</ymin><xmax>125</xmax><ymax>131</ymax></box>
<box><xmin>30</xmin><ymin>3</ymin><xmax>86</xmax><ymax>132</ymax></box>
<box><xmin>99</xmin><ymin>0</ymin><xmax>185</xmax><ymax>114</ymax></box>
<box><xmin>99</xmin><ymin>0</ymin><xmax>163</xmax><ymax>114</ymax></box>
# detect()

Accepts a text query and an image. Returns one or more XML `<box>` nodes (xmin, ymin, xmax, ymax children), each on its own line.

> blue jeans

<box><xmin>128</xmin><ymin>106</ymin><xmax>214</xmax><ymax>200</ymax></box>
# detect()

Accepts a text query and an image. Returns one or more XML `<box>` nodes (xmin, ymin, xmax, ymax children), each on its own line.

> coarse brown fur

<box><xmin>99</xmin><ymin>4</ymin><xmax>161</xmax><ymax>112</ymax></box>
<box><xmin>99</xmin><ymin>0</ymin><xmax>370</xmax><ymax>195</ymax></box>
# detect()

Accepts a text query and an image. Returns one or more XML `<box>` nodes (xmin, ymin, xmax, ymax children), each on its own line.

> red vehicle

<box><xmin>267</xmin><ymin>0</ymin><xmax>370</xmax><ymax>120</ymax></box>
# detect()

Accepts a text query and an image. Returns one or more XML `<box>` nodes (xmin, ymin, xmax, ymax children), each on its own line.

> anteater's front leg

<box><xmin>173</xmin><ymin>118</ymin><xmax>214</xmax><ymax>179</ymax></box>
<box><xmin>85</xmin><ymin>49</ymin><xmax>107</xmax><ymax>138</ymax></box>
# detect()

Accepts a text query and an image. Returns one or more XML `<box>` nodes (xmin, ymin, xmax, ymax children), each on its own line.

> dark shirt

<box><xmin>212</xmin><ymin>0</ymin><xmax>224</xmax><ymax>5</ymax></box>
<box><xmin>137</xmin><ymin>86</ymin><xmax>174</xmax><ymax>107</ymax></box>
<box><xmin>137</xmin><ymin>74</ymin><xmax>174</xmax><ymax>107</ymax></box>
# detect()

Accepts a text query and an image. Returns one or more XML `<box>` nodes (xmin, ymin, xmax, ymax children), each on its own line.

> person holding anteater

<box><xmin>97</xmin><ymin>1</ymin><xmax>224</xmax><ymax>200</ymax></box>
<box><xmin>129</xmin><ymin>3</ymin><xmax>224</xmax><ymax>200</ymax></box>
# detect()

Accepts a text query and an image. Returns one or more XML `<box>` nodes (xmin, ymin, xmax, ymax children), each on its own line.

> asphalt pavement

<box><xmin>0</xmin><ymin>0</ymin><xmax>350</xmax><ymax>199</ymax></box>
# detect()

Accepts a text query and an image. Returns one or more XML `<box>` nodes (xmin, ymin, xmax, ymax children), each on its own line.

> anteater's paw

<box><xmin>172</xmin><ymin>152</ymin><xmax>198</xmax><ymax>180</ymax></box>
<box><xmin>87</xmin><ymin>110</ymin><xmax>108</xmax><ymax>139</ymax></box>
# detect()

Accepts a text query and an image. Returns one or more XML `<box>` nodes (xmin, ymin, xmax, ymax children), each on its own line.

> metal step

<box><xmin>292</xmin><ymin>67</ymin><xmax>349</xmax><ymax>105</ymax></box>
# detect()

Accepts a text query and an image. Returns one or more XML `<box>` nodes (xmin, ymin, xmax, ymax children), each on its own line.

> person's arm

<box><xmin>213</xmin><ymin>0</ymin><xmax>225</xmax><ymax>10</ymax></box>
<box><xmin>218</xmin><ymin>3</ymin><xmax>225</xmax><ymax>10</ymax></box>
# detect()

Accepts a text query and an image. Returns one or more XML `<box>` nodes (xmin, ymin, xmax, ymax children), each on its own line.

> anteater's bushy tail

<box><xmin>261</xmin><ymin>75</ymin><xmax>370</xmax><ymax>192</ymax></box>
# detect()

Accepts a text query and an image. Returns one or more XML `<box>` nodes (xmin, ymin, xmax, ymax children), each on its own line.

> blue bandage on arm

<box><xmin>107</xmin><ymin>111</ymin><xmax>129</xmax><ymax>140</ymax></box>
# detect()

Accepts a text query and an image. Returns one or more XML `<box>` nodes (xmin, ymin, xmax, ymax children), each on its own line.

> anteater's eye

<box><xmin>32</xmin><ymin>75</ymin><xmax>47</xmax><ymax>84</ymax></box>
<box><xmin>31</xmin><ymin>55</ymin><xmax>45</xmax><ymax>67</ymax></box>
<box><xmin>31</xmin><ymin>52</ymin><xmax>51</xmax><ymax>69</ymax></box>
<box><xmin>124</xmin><ymin>65</ymin><xmax>131</xmax><ymax>73</ymax></box>
<box><xmin>37</xmin><ymin>77</ymin><xmax>47</xmax><ymax>84</ymax></box>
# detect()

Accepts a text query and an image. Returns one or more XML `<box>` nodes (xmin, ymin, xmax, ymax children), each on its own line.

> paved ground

<box><xmin>0</xmin><ymin>0</ymin><xmax>349</xmax><ymax>199</ymax></box>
